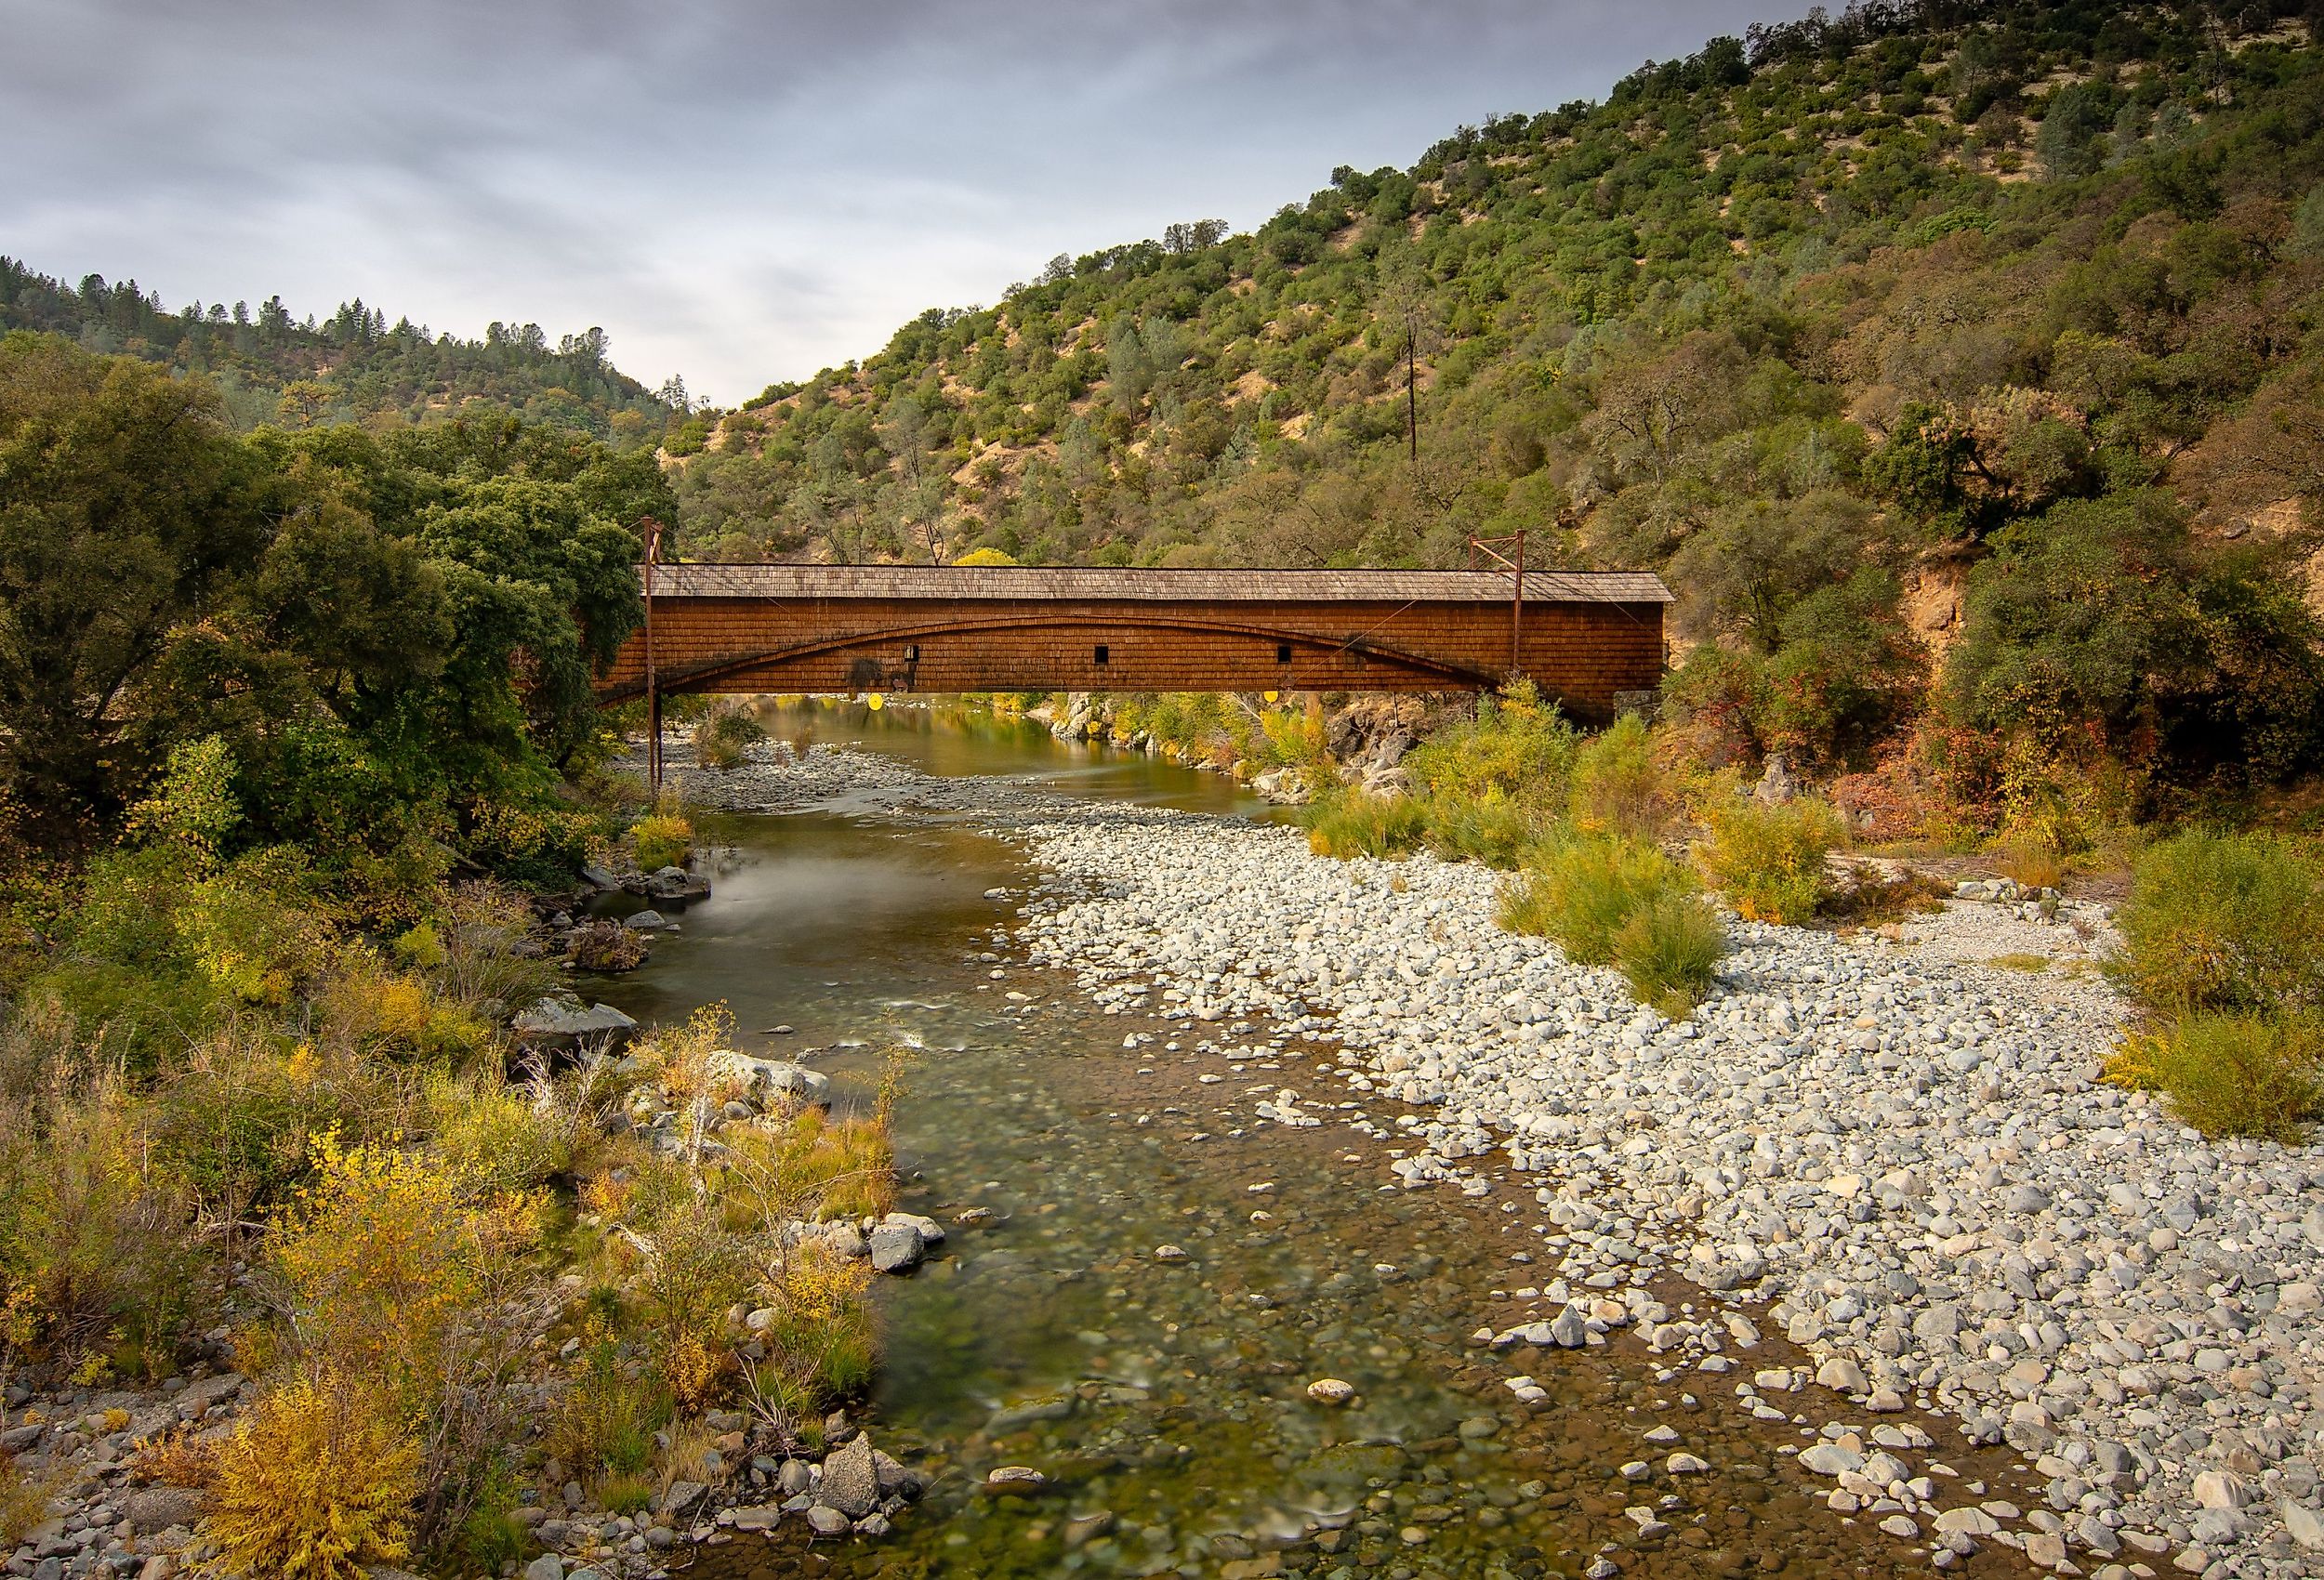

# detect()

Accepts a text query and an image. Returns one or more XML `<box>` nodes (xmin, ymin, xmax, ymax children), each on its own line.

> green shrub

<box><xmin>1699</xmin><ymin>795</ymin><xmax>1846</xmax><ymax>925</ymax></box>
<box><xmin>1614</xmin><ymin>894</ymin><xmax>1728</xmax><ymax>1018</ymax></box>
<box><xmin>2110</xmin><ymin>831</ymin><xmax>2324</xmax><ymax>1015</ymax></box>
<box><xmin>0</xmin><ymin>1081</ymin><xmax>205</xmax><ymax>1378</ymax></box>
<box><xmin>1404</xmin><ymin>681</ymin><xmax>1578</xmax><ymax>808</ymax></box>
<box><xmin>1301</xmin><ymin>791</ymin><xmax>1426</xmax><ymax>860</ymax></box>
<box><xmin>2108</xmin><ymin>1014</ymin><xmax>2324</xmax><ymax>1144</ymax></box>
<box><xmin>1568</xmin><ymin>715</ymin><xmax>1671</xmax><ymax>841</ymax></box>
<box><xmin>456</xmin><ymin>1464</ymin><xmax>527</xmax><ymax>1574</ymax></box>
<box><xmin>1498</xmin><ymin>836</ymin><xmax>1696</xmax><ymax>967</ymax></box>
<box><xmin>422</xmin><ymin>1071</ymin><xmax>571</xmax><ymax>1197</ymax></box>
<box><xmin>542</xmin><ymin>1331</ymin><xmax>669</xmax><ymax>1479</ymax></box>
<box><xmin>693</xmin><ymin>710</ymin><xmax>764</xmax><ymax>772</ymax></box>
<box><xmin>598</xmin><ymin>1475</ymin><xmax>654</xmax><ymax>1517</ymax></box>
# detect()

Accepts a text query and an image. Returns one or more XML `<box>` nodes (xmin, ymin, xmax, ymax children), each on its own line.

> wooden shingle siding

<box><xmin>601</xmin><ymin>567</ymin><xmax>1670</xmax><ymax>722</ymax></box>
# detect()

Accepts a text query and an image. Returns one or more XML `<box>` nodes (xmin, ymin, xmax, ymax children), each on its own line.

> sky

<box><xmin>3</xmin><ymin>0</ymin><xmax>1810</xmax><ymax>407</ymax></box>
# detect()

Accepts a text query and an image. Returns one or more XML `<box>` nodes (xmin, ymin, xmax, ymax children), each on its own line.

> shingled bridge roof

<box><xmin>640</xmin><ymin>564</ymin><xmax>1673</xmax><ymax>605</ymax></box>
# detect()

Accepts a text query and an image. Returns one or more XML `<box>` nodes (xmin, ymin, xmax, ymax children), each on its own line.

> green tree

<box><xmin>0</xmin><ymin>334</ymin><xmax>269</xmax><ymax>839</ymax></box>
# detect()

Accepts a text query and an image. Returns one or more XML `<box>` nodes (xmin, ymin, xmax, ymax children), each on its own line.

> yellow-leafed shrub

<box><xmin>204</xmin><ymin>1369</ymin><xmax>421</xmax><ymax>1580</ymax></box>
<box><xmin>274</xmin><ymin>1130</ymin><xmax>540</xmax><ymax>1382</ymax></box>
<box><xmin>2106</xmin><ymin>1014</ymin><xmax>2324</xmax><ymax>1144</ymax></box>
<box><xmin>0</xmin><ymin>1452</ymin><xmax>56</xmax><ymax>1546</ymax></box>
<box><xmin>631</xmin><ymin>814</ymin><xmax>694</xmax><ymax>873</ymax></box>
<box><xmin>315</xmin><ymin>964</ymin><xmax>489</xmax><ymax>1063</ymax></box>
<box><xmin>130</xmin><ymin>1423</ymin><xmax>218</xmax><ymax>1488</ymax></box>
<box><xmin>1699</xmin><ymin>795</ymin><xmax>1846</xmax><ymax>925</ymax></box>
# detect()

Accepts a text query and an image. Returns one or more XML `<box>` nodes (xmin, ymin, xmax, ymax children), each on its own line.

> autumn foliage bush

<box><xmin>1697</xmin><ymin>795</ymin><xmax>1847</xmax><ymax>925</ymax></box>
<box><xmin>205</xmin><ymin>1367</ymin><xmax>423</xmax><ymax>1580</ymax></box>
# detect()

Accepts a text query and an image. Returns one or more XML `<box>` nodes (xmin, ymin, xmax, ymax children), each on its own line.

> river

<box><xmin>584</xmin><ymin>701</ymin><xmax>2034</xmax><ymax>1580</ymax></box>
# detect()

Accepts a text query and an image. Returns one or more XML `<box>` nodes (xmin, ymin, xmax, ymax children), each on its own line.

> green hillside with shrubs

<box><xmin>680</xmin><ymin>0</ymin><xmax>2324</xmax><ymax>827</ymax></box>
<box><xmin>0</xmin><ymin>257</ymin><xmax>682</xmax><ymax>446</ymax></box>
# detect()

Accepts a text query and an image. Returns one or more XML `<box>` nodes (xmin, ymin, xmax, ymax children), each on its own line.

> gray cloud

<box><xmin>2</xmin><ymin>0</ymin><xmax>1806</xmax><ymax>403</ymax></box>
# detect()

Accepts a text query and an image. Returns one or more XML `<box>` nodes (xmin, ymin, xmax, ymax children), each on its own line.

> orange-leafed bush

<box><xmin>130</xmin><ymin>1423</ymin><xmax>218</xmax><ymax>1488</ymax></box>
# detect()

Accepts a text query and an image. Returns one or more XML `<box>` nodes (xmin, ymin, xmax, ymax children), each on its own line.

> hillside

<box><xmin>671</xmin><ymin>0</ymin><xmax>2324</xmax><ymax>810</ymax></box>
<box><xmin>0</xmin><ymin>257</ymin><xmax>680</xmax><ymax>447</ymax></box>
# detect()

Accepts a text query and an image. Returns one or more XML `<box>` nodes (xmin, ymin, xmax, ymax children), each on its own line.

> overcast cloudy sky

<box><xmin>4</xmin><ymin>0</ymin><xmax>1806</xmax><ymax>405</ymax></box>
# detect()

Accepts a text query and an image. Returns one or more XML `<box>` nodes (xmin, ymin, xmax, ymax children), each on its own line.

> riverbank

<box><xmin>1009</xmin><ymin>807</ymin><xmax>2324</xmax><ymax>1578</ymax></box>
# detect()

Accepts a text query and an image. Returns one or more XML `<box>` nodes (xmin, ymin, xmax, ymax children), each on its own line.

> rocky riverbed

<box><xmin>1007</xmin><ymin>808</ymin><xmax>2324</xmax><ymax>1580</ymax></box>
<box><xmin>619</xmin><ymin>730</ymin><xmax>2324</xmax><ymax>1576</ymax></box>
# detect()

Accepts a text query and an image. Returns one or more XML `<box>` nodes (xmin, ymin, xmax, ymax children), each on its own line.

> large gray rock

<box><xmin>522</xmin><ymin>1558</ymin><xmax>563</xmax><ymax>1580</ymax></box>
<box><xmin>706</xmin><ymin>1052</ymin><xmax>830</xmax><ymax>1106</ymax></box>
<box><xmin>868</xmin><ymin>1223</ymin><xmax>926</xmax><ymax>1274</ymax></box>
<box><xmin>123</xmin><ymin>1486</ymin><xmax>208</xmax><ymax>1533</ymax></box>
<box><xmin>2283</xmin><ymin>1498</ymin><xmax>2324</xmax><ymax>1550</ymax></box>
<box><xmin>515</xmin><ymin>999</ymin><xmax>639</xmax><ymax>1038</ymax></box>
<box><xmin>820</xmin><ymin>1436</ymin><xmax>879</xmax><ymax>1519</ymax></box>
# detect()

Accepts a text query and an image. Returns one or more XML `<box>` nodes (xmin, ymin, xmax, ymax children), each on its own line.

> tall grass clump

<box><xmin>1302</xmin><ymin>790</ymin><xmax>1427</xmax><ymax>859</ymax></box>
<box><xmin>2108</xmin><ymin>831</ymin><xmax>2324</xmax><ymax>1014</ymax></box>
<box><xmin>1612</xmin><ymin>894</ymin><xmax>1729</xmax><ymax>1018</ymax></box>
<box><xmin>1499</xmin><ymin>836</ymin><xmax>1728</xmax><ymax>1015</ymax></box>
<box><xmin>1698</xmin><ymin>795</ymin><xmax>1846</xmax><ymax>925</ymax></box>
<box><xmin>1499</xmin><ymin>836</ymin><xmax>1684</xmax><ymax>964</ymax></box>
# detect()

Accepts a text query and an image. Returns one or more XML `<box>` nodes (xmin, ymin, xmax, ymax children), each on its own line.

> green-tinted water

<box><xmin>586</xmin><ymin>706</ymin><xmax>2029</xmax><ymax>1580</ymax></box>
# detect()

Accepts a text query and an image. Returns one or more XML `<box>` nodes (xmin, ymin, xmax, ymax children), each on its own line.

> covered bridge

<box><xmin>598</xmin><ymin>565</ymin><xmax>1670</xmax><ymax>722</ymax></box>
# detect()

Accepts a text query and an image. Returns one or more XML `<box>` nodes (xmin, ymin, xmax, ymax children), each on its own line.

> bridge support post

<box><xmin>1467</xmin><ymin>530</ymin><xmax>1529</xmax><ymax>680</ymax></box>
<box><xmin>640</xmin><ymin>517</ymin><xmax>665</xmax><ymax>796</ymax></box>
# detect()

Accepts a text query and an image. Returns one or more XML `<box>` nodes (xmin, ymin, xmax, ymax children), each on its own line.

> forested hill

<box><xmin>676</xmin><ymin>0</ymin><xmax>2324</xmax><ymax>587</ymax></box>
<box><xmin>0</xmin><ymin>257</ymin><xmax>680</xmax><ymax>447</ymax></box>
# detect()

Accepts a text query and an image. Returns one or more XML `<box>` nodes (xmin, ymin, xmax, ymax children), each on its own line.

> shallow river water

<box><xmin>587</xmin><ymin>703</ymin><xmax>2034</xmax><ymax>1580</ymax></box>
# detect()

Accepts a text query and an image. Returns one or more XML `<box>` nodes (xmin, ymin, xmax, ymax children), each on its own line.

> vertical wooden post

<box><xmin>1511</xmin><ymin>529</ymin><xmax>1525</xmax><ymax>677</ymax></box>
<box><xmin>1467</xmin><ymin>529</ymin><xmax>1529</xmax><ymax>684</ymax></box>
<box><xmin>640</xmin><ymin>517</ymin><xmax>664</xmax><ymax>797</ymax></box>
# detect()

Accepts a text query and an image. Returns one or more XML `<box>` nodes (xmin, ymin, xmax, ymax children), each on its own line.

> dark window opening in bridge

<box><xmin>1093</xmin><ymin>644</ymin><xmax>1110</xmax><ymax>665</ymax></box>
<box><xmin>903</xmin><ymin>644</ymin><xmax>918</xmax><ymax>663</ymax></box>
<box><xmin>1275</xmin><ymin>643</ymin><xmax>1292</xmax><ymax>664</ymax></box>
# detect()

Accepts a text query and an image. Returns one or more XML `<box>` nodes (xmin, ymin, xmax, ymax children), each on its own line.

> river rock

<box><xmin>868</xmin><ymin>1223</ymin><xmax>926</xmax><ymax>1274</ymax></box>
<box><xmin>2283</xmin><ymin>1498</ymin><xmax>2324</xmax><ymax>1549</ymax></box>
<box><xmin>1306</xmin><ymin>1378</ymin><xmax>1356</xmax><ymax>1405</ymax></box>
<box><xmin>821</xmin><ymin>1436</ymin><xmax>879</xmax><ymax>1518</ymax></box>
<box><xmin>1800</xmin><ymin>1443</ymin><xmax>1864</xmax><ymax>1476</ymax></box>
<box><xmin>983</xmin><ymin>1467</ymin><xmax>1049</xmax><ymax>1494</ymax></box>
<box><xmin>122</xmin><ymin>1487</ymin><xmax>207</xmax><ymax>1533</ymax></box>
<box><xmin>706</xmin><ymin>1052</ymin><xmax>830</xmax><ymax>1105</ymax></box>
<box><xmin>2192</xmin><ymin>1469</ymin><xmax>2253</xmax><ymax>1509</ymax></box>
<box><xmin>514</xmin><ymin>998</ymin><xmax>639</xmax><ymax>1038</ymax></box>
<box><xmin>881</xmin><ymin>1211</ymin><xmax>945</xmax><ymax>1245</ymax></box>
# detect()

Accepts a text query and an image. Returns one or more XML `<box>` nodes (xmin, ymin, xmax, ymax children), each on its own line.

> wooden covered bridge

<box><xmin>597</xmin><ymin>564</ymin><xmax>1670</xmax><ymax>721</ymax></box>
